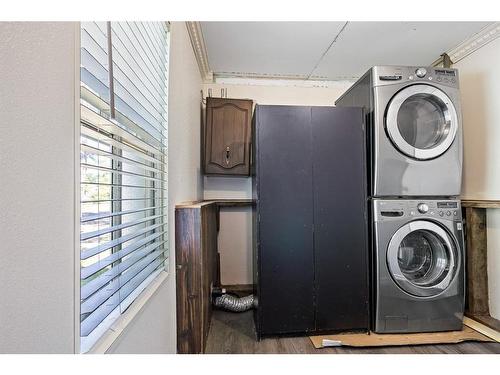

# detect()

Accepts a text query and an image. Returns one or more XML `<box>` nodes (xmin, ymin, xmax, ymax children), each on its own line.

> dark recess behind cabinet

<box><xmin>253</xmin><ymin>105</ymin><xmax>369</xmax><ymax>338</ymax></box>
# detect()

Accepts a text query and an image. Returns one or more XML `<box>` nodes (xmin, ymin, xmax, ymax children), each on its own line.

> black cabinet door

<box><xmin>311</xmin><ymin>107</ymin><xmax>369</xmax><ymax>332</ymax></box>
<box><xmin>256</xmin><ymin>105</ymin><xmax>315</xmax><ymax>335</ymax></box>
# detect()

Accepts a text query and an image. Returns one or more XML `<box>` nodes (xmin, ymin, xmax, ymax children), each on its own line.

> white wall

<box><xmin>202</xmin><ymin>81</ymin><xmax>352</xmax><ymax>285</ymax></box>
<box><xmin>107</xmin><ymin>22</ymin><xmax>203</xmax><ymax>353</ymax></box>
<box><xmin>0</xmin><ymin>22</ymin><xmax>78</xmax><ymax>353</ymax></box>
<box><xmin>455</xmin><ymin>36</ymin><xmax>500</xmax><ymax>319</ymax></box>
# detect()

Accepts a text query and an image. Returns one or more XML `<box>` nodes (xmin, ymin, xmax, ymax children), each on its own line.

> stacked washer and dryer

<box><xmin>336</xmin><ymin>66</ymin><xmax>465</xmax><ymax>333</ymax></box>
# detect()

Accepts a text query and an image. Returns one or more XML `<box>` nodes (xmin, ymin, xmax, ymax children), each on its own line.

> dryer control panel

<box><xmin>373</xmin><ymin>66</ymin><xmax>459</xmax><ymax>88</ymax></box>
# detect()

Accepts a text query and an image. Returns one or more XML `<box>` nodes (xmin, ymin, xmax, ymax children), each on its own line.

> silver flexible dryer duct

<box><xmin>214</xmin><ymin>294</ymin><xmax>256</xmax><ymax>312</ymax></box>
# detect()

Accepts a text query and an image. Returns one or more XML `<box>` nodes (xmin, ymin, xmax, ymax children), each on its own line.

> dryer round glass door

<box><xmin>387</xmin><ymin>220</ymin><xmax>458</xmax><ymax>297</ymax></box>
<box><xmin>385</xmin><ymin>84</ymin><xmax>458</xmax><ymax>160</ymax></box>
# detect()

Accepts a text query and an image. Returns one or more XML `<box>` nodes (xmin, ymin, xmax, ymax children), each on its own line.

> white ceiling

<box><xmin>200</xmin><ymin>21</ymin><xmax>491</xmax><ymax>80</ymax></box>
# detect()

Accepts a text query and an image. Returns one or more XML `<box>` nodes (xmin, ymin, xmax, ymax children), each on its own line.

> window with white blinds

<box><xmin>79</xmin><ymin>21</ymin><xmax>169</xmax><ymax>353</ymax></box>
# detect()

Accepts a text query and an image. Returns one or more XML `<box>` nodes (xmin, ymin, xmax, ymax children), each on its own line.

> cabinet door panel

<box><xmin>204</xmin><ymin>98</ymin><xmax>252</xmax><ymax>175</ymax></box>
<box><xmin>256</xmin><ymin>105</ymin><xmax>315</xmax><ymax>335</ymax></box>
<box><xmin>311</xmin><ymin>107</ymin><xmax>369</xmax><ymax>332</ymax></box>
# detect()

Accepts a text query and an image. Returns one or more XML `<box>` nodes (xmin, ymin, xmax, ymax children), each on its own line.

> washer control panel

<box><xmin>373</xmin><ymin>199</ymin><xmax>462</xmax><ymax>222</ymax></box>
<box><xmin>436</xmin><ymin>201</ymin><xmax>459</xmax><ymax>218</ymax></box>
<box><xmin>373</xmin><ymin>66</ymin><xmax>459</xmax><ymax>88</ymax></box>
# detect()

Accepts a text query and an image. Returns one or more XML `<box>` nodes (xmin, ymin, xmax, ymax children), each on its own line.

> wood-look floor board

<box><xmin>204</xmin><ymin>310</ymin><xmax>500</xmax><ymax>354</ymax></box>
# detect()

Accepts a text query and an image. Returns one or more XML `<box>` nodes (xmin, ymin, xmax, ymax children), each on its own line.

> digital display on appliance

<box><xmin>435</xmin><ymin>69</ymin><xmax>456</xmax><ymax>76</ymax></box>
<box><xmin>437</xmin><ymin>202</ymin><xmax>458</xmax><ymax>208</ymax></box>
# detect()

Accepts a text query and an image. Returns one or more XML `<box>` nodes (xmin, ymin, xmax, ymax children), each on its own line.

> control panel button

<box><xmin>439</xmin><ymin>211</ymin><xmax>444</xmax><ymax>217</ymax></box>
<box><xmin>453</xmin><ymin>211</ymin><xmax>458</xmax><ymax>216</ymax></box>
<box><xmin>417</xmin><ymin>203</ymin><xmax>429</xmax><ymax>213</ymax></box>
<box><xmin>446</xmin><ymin>211</ymin><xmax>451</xmax><ymax>216</ymax></box>
<box><xmin>415</xmin><ymin>68</ymin><xmax>427</xmax><ymax>78</ymax></box>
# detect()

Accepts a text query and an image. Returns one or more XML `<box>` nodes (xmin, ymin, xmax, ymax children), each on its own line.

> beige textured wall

<box><xmin>458</xmin><ymin>37</ymin><xmax>500</xmax><ymax>201</ymax></box>
<box><xmin>0</xmin><ymin>22</ymin><xmax>78</xmax><ymax>353</ymax></box>
<box><xmin>202</xmin><ymin>80</ymin><xmax>353</xmax><ymax>285</ymax></box>
<box><xmin>455</xmin><ymin>36</ymin><xmax>500</xmax><ymax>319</ymax></box>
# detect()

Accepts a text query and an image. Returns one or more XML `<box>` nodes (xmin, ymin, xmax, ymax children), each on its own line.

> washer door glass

<box><xmin>387</xmin><ymin>221</ymin><xmax>457</xmax><ymax>297</ymax></box>
<box><xmin>398</xmin><ymin>230</ymin><xmax>449</xmax><ymax>286</ymax></box>
<box><xmin>386</xmin><ymin>85</ymin><xmax>458</xmax><ymax>160</ymax></box>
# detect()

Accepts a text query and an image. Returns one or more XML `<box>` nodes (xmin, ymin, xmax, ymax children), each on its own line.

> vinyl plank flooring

<box><xmin>204</xmin><ymin>310</ymin><xmax>500</xmax><ymax>354</ymax></box>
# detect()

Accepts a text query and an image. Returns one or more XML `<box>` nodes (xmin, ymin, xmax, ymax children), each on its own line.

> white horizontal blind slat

<box><xmin>81</xmin><ymin>123</ymin><xmax>166</xmax><ymax>167</ymax></box>
<box><xmin>81</xmin><ymin>163</ymin><xmax>165</xmax><ymax>183</ymax></box>
<box><xmin>111</xmin><ymin>22</ymin><xmax>168</xmax><ymax>136</ymax></box>
<box><xmin>81</xmin><ymin>197</ymin><xmax>168</xmax><ymax>204</ymax></box>
<box><xmin>112</xmin><ymin>22</ymin><xmax>165</xmax><ymax>101</ymax></box>
<box><xmin>81</xmin><ymin>231</ymin><xmax>166</xmax><ymax>279</ymax></box>
<box><xmin>110</xmin><ymin>29</ymin><xmax>166</xmax><ymax>111</ymax></box>
<box><xmin>81</xmin><ymin>213</ymin><xmax>163</xmax><ymax>241</ymax></box>
<box><xmin>80</xmin><ymin>268</ymin><xmax>163</xmax><ymax>354</ymax></box>
<box><xmin>81</xmin><ymin>222</ymin><xmax>165</xmax><ymax>260</ymax></box>
<box><xmin>81</xmin><ymin>143</ymin><xmax>165</xmax><ymax>174</ymax></box>
<box><xmin>81</xmin><ymin>100</ymin><xmax>165</xmax><ymax>154</ymax></box>
<box><xmin>81</xmin><ymin>181</ymin><xmax>167</xmax><ymax>192</ymax></box>
<box><xmin>81</xmin><ymin>205</ymin><xmax>167</xmax><ymax>223</ymax></box>
<box><xmin>80</xmin><ymin>256</ymin><xmax>165</xmax><ymax>335</ymax></box>
<box><xmin>81</xmin><ymin>243</ymin><xmax>167</xmax><ymax>300</ymax></box>
<box><xmin>80</xmin><ymin>21</ymin><xmax>169</xmax><ymax>353</ymax></box>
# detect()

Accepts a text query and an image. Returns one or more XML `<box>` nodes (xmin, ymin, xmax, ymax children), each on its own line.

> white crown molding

<box><xmin>185</xmin><ymin>21</ymin><xmax>213</xmax><ymax>83</ymax></box>
<box><xmin>213</xmin><ymin>70</ymin><xmax>343</xmax><ymax>81</ymax></box>
<box><xmin>447</xmin><ymin>22</ymin><xmax>500</xmax><ymax>64</ymax></box>
<box><xmin>212</xmin><ymin>76</ymin><xmax>355</xmax><ymax>89</ymax></box>
<box><xmin>216</xmin><ymin>71</ymin><xmax>309</xmax><ymax>80</ymax></box>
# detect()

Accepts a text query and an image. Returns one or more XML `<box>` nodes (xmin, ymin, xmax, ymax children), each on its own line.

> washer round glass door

<box><xmin>385</xmin><ymin>84</ymin><xmax>458</xmax><ymax>160</ymax></box>
<box><xmin>387</xmin><ymin>220</ymin><xmax>457</xmax><ymax>297</ymax></box>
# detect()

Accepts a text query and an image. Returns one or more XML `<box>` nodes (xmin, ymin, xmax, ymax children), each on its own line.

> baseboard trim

<box><xmin>464</xmin><ymin>316</ymin><xmax>500</xmax><ymax>343</ymax></box>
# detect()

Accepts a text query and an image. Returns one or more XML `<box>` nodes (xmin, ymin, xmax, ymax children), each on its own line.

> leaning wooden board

<box><xmin>176</xmin><ymin>201</ymin><xmax>219</xmax><ymax>354</ymax></box>
<box><xmin>309</xmin><ymin>325</ymin><xmax>494</xmax><ymax>349</ymax></box>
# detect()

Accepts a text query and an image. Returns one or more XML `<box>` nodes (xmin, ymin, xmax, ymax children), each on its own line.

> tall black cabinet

<box><xmin>252</xmin><ymin>105</ymin><xmax>369</xmax><ymax>338</ymax></box>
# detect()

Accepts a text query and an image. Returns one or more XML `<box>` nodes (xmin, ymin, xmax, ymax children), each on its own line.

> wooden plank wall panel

<box><xmin>176</xmin><ymin>203</ymin><xmax>219</xmax><ymax>354</ymax></box>
<box><xmin>465</xmin><ymin>207</ymin><xmax>490</xmax><ymax>315</ymax></box>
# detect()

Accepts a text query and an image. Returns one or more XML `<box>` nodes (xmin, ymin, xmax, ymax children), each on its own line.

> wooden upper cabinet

<box><xmin>203</xmin><ymin>97</ymin><xmax>253</xmax><ymax>176</ymax></box>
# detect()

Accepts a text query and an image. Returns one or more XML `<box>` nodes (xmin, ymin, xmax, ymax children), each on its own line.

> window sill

<box><xmin>84</xmin><ymin>270</ymin><xmax>169</xmax><ymax>354</ymax></box>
